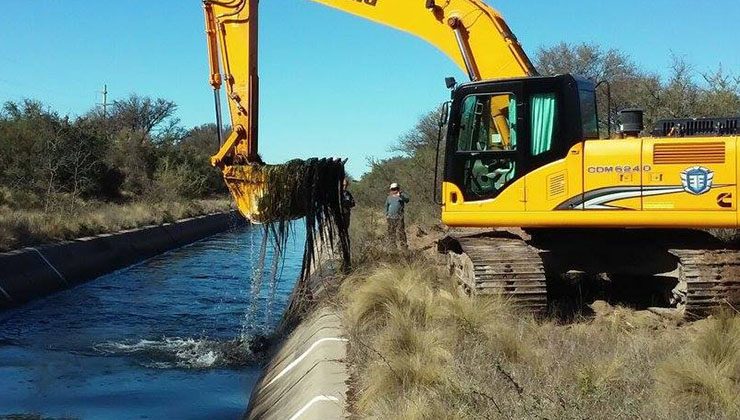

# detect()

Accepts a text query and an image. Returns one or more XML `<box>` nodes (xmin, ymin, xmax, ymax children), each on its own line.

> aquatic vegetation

<box><xmin>257</xmin><ymin>158</ymin><xmax>351</xmax><ymax>280</ymax></box>
<box><xmin>240</xmin><ymin>158</ymin><xmax>352</xmax><ymax>327</ymax></box>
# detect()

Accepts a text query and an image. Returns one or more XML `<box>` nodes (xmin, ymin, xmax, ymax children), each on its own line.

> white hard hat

<box><xmin>389</xmin><ymin>182</ymin><xmax>399</xmax><ymax>189</ymax></box>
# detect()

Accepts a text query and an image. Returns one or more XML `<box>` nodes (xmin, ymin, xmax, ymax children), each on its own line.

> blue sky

<box><xmin>1</xmin><ymin>0</ymin><xmax>738</xmax><ymax>177</ymax></box>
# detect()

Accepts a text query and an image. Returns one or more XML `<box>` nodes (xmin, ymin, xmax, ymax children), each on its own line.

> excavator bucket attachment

<box><xmin>219</xmin><ymin>158</ymin><xmax>347</xmax><ymax>224</ymax></box>
<box><xmin>221</xmin><ymin>164</ymin><xmax>266</xmax><ymax>223</ymax></box>
<box><xmin>219</xmin><ymin>157</ymin><xmax>351</xmax><ymax>278</ymax></box>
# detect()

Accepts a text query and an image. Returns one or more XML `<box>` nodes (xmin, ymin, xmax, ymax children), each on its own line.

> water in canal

<box><xmin>0</xmin><ymin>224</ymin><xmax>304</xmax><ymax>419</ymax></box>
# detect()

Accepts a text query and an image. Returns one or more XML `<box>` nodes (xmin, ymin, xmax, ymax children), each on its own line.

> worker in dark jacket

<box><xmin>340</xmin><ymin>178</ymin><xmax>355</xmax><ymax>229</ymax></box>
<box><xmin>385</xmin><ymin>182</ymin><xmax>410</xmax><ymax>250</ymax></box>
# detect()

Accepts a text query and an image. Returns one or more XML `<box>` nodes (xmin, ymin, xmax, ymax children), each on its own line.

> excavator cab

<box><xmin>443</xmin><ymin>74</ymin><xmax>598</xmax><ymax>206</ymax></box>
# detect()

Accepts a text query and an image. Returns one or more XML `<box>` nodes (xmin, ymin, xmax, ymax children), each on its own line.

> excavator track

<box><xmin>670</xmin><ymin>248</ymin><xmax>740</xmax><ymax>317</ymax></box>
<box><xmin>441</xmin><ymin>234</ymin><xmax>548</xmax><ymax>312</ymax></box>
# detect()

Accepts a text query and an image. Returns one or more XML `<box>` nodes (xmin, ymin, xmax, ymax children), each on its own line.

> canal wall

<box><xmin>246</xmin><ymin>256</ymin><xmax>349</xmax><ymax>419</ymax></box>
<box><xmin>0</xmin><ymin>211</ymin><xmax>241</xmax><ymax>309</ymax></box>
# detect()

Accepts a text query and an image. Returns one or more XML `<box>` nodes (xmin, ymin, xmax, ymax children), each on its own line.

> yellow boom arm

<box><xmin>313</xmin><ymin>0</ymin><xmax>536</xmax><ymax>80</ymax></box>
<box><xmin>204</xmin><ymin>0</ymin><xmax>536</xmax><ymax>166</ymax></box>
<box><xmin>205</xmin><ymin>0</ymin><xmax>259</xmax><ymax>167</ymax></box>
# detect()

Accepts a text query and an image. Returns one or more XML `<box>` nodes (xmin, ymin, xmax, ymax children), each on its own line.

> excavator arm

<box><xmin>203</xmin><ymin>0</ymin><xmax>536</xmax><ymax>221</ymax></box>
<box><xmin>205</xmin><ymin>0</ymin><xmax>259</xmax><ymax>166</ymax></box>
<box><xmin>311</xmin><ymin>0</ymin><xmax>536</xmax><ymax>81</ymax></box>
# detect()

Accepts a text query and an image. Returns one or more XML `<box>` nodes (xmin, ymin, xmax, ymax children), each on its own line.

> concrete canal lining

<box><xmin>0</xmin><ymin>211</ymin><xmax>241</xmax><ymax>309</ymax></box>
<box><xmin>246</xmin><ymin>253</ymin><xmax>350</xmax><ymax>419</ymax></box>
<box><xmin>247</xmin><ymin>307</ymin><xmax>349</xmax><ymax>420</ymax></box>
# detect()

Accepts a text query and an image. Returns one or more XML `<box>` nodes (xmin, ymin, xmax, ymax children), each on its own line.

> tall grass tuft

<box><xmin>656</xmin><ymin>312</ymin><xmax>740</xmax><ymax>417</ymax></box>
<box><xmin>340</xmin><ymin>263</ymin><xmax>443</xmax><ymax>333</ymax></box>
<box><xmin>340</xmin><ymin>243</ymin><xmax>740</xmax><ymax>419</ymax></box>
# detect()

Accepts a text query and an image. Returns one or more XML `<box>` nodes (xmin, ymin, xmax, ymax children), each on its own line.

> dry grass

<box><xmin>338</xmin><ymin>255</ymin><xmax>740</xmax><ymax>419</ymax></box>
<box><xmin>0</xmin><ymin>198</ymin><xmax>232</xmax><ymax>251</ymax></box>
<box><xmin>656</xmin><ymin>313</ymin><xmax>740</xmax><ymax>417</ymax></box>
<box><xmin>709</xmin><ymin>228</ymin><xmax>740</xmax><ymax>245</ymax></box>
<box><xmin>348</xmin><ymin>207</ymin><xmax>402</xmax><ymax>267</ymax></box>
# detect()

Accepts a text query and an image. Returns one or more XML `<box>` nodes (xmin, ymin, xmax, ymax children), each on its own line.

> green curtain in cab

<box><xmin>508</xmin><ymin>96</ymin><xmax>517</xmax><ymax>149</ymax></box>
<box><xmin>530</xmin><ymin>93</ymin><xmax>556</xmax><ymax>155</ymax></box>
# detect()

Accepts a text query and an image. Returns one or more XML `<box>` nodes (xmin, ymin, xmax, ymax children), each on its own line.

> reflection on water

<box><xmin>0</xmin><ymin>223</ymin><xmax>304</xmax><ymax>419</ymax></box>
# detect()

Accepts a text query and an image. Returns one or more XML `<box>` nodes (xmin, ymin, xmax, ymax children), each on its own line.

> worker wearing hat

<box><xmin>385</xmin><ymin>182</ymin><xmax>410</xmax><ymax>250</ymax></box>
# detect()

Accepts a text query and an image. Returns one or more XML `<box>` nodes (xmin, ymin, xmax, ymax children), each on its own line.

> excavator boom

<box><xmin>311</xmin><ymin>0</ymin><xmax>536</xmax><ymax>80</ymax></box>
<box><xmin>203</xmin><ymin>0</ymin><xmax>536</xmax><ymax>221</ymax></box>
<box><xmin>205</xmin><ymin>0</ymin><xmax>259</xmax><ymax>166</ymax></box>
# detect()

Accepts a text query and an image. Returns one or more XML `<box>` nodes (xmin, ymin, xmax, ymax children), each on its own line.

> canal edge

<box><xmin>246</xmin><ymin>253</ymin><xmax>349</xmax><ymax>419</ymax></box>
<box><xmin>0</xmin><ymin>210</ymin><xmax>243</xmax><ymax>310</ymax></box>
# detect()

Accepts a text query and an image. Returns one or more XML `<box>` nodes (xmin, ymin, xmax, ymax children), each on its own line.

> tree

<box><xmin>535</xmin><ymin>43</ymin><xmax>740</xmax><ymax>133</ymax></box>
<box><xmin>0</xmin><ymin>100</ymin><xmax>115</xmax><ymax>209</ymax></box>
<box><xmin>0</xmin><ymin>94</ymin><xmax>227</xmax><ymax>211</ymax></box>
<box><xmin>109</xmin><ymin>94</ymin><xmax>178</xmax><ymax>140</ymax></box>
<box><xmin>656</xmin><ymin>55</ymin><xmax>702</xmax><ymax>119</ymax></box>
<box><xmin>0</xmin><ymin>100</ymin><xmax>48</xmax><ymax>192</ymax></box>
<box><xmin>158</xmin><ymin>123</ymin><xmax>228</xmax><ymax>197</ymax></box>
<box><xmin>536</xmin><ymin>42</ymin><xmax>654</xmax><ymax>134</ymax></box>
<box><xmin>698</xmin><ymin>65</ymin><xmax>740</xmax><ymax>117</ymax></box>
<box><xmin>105</xmin><ymin>94</ymin><xmax>179</xmax><ymax>193</ymax></box>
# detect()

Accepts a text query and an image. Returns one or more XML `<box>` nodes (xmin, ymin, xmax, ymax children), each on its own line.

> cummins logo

<box><xmin>717</xmin><ymin>192</ymin><xmax>733</xmax><ymax>208</ymax></box>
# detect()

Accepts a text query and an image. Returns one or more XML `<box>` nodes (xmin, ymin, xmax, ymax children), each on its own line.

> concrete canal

<box><xmin>0</xmin><ymin>225</ymin><xmax>304</xmax><ymax>418</ymax></box>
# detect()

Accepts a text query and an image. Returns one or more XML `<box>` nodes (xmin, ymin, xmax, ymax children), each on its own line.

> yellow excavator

<box><xmin>203</xmin><ymin>0</ymin><xmax>738</xmax><ymax>315</ymax></box>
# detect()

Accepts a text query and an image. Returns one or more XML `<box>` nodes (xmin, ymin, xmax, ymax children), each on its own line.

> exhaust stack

<box><xmin>618</xmin><ymin>109</ymin><xmax>644</xmax><ymax>137</ymax></box>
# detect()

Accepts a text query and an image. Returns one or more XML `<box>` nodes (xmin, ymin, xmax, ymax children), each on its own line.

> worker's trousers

<box><xmin>386</xmin><ymin>217</ymin><xmax>408</xmax><ymax>250</ymax></box>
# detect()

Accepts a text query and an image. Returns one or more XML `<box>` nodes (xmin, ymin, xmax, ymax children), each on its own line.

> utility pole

<box><xmin>98</xmin><ymin>84</ymin><xmax>109</xmax><ymax>140</ymax></box>
<box><xmin>98</xmin><ymin>84</ymin><xmax>108</xmax><ymax>118</ymax></box>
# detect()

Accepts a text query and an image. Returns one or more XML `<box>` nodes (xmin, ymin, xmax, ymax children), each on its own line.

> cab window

<box><xmin>457</xmin><ymin>94</ymin><xmax>517</xmax><ymax>152</ymax></box>
<box><xmin>579</xmin><ymin>88</ymin><xmax>599</xmax><ymax>139</ymax></box>
<box><xmin>456</xmin><ymin>93</ymin><xmax>518</xmax><ymax>199</ymax></box>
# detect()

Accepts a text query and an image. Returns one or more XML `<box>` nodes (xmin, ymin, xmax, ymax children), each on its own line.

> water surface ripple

<box><xmin>0</xmin><ymin>224</ymin><xmax>303</xmax><ymax>419</ymax></box>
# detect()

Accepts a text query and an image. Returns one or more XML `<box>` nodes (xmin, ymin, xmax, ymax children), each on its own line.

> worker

<box><xmin>385</xmin><ymin>182</ymin><xmax>410</xmax><ymax>250</ymax></box>
<box><xmin>340</xmin><ymin>178</ymin><xmax>355</xmax><ymax>229</ymax></box>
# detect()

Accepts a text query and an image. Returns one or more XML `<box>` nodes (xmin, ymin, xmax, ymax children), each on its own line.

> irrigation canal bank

<box><xmin>0</xmin><ymin>212</ymin><xmax>240</xmax><ymax>309</ymax></box>
<box><xmin>0</xmin><ymin>225</ymin><xmax>304</xmax><ymax>418</ymax></box>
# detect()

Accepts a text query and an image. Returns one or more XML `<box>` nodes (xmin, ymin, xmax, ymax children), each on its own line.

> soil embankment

<box><xmin>248</xmin><ymin>217</ymin><xmax>740</xmax><ymax>419</ymax></box>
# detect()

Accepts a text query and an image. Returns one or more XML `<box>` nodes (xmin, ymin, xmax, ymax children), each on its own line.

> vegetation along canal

<box><xmin>0</xmin><ymin>224</ymin><xmax>303</xmax><ymax>418</ymax></box>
